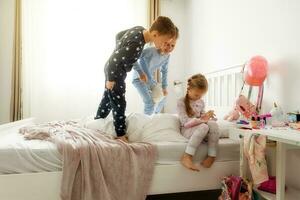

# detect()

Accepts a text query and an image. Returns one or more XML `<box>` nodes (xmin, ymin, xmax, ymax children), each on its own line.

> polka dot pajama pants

<box><xmin>95</xmin><ymin>81</ymin><xmax>126</xmax><ymax>137</ymax></box>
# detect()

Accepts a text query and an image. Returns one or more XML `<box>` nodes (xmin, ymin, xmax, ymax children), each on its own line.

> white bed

<box><xmin>0</xmin><ymin>119</ymin><xmax>239</xmax><ymax>174</ymax></box>
<box><xmin>0</xmin><ymin>65</ymin><xmax>244</xmax><ymax>200</ymax></box>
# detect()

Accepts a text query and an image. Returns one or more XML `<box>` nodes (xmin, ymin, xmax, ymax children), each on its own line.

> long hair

<box><xmin>184</xmin><ymin>74</ymin><xmax>208</xmax><ymax>117</ymax></box>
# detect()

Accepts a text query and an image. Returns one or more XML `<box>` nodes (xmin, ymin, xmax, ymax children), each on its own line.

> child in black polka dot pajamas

<box><xmin>95</xmin><ymin>16</ymin><xmax>177</xmax><ymax>142</ymax></box>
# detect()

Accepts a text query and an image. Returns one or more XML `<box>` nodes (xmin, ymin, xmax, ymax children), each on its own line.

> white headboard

<box><xmin>204</xmin><ymin>65</ymin><xmax>244</xmax><ymax>118</ymax></box>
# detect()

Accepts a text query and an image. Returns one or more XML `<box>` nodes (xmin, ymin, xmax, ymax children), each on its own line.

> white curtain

<box><xmin>22</xmin><ymin>0</ymin><xmax>148</xmax><ymax>122</ymax></box>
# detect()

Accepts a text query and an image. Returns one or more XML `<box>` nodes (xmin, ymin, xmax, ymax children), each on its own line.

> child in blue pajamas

<box><xmin>132</xmin><ymin>28</ymin><xmax>178</xmax><ymax>115</ymax></box>
<box><xmin>95</xmin><ymin>16</ymin><xmax>177</xmax><ymax>142</ymax></box>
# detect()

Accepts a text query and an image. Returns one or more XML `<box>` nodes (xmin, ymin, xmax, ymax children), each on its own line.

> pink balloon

<box><xmin>244</xmin><ymin>56</ymin><xmax>268</xmax><ymax>86</ymax></box>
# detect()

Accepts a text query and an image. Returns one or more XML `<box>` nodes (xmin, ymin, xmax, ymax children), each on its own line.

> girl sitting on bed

<box><xmin>177</xmin><ymin>74</ymin><xmax>219</xmax><ymax>171</ymax></box>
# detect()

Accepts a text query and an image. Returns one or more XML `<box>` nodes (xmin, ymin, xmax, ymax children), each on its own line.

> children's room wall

<box><xmin>160</xmin><ymin>0</ymin><xmax>187</xmax><ymax>113</ymax></box>
<box><xmin>181</xmin><ymin>0</ymin><xmax>300</xmax><ymax>190</ymax></box>
<box><xmin>0</xmin><ymin>0</ymin><xmax>15</xmax><ymax>124</ymax></box>
<box><xmin>21</xmin><ymin>0</ymin><xmax>148</xmax><ymax>122</ymax></box>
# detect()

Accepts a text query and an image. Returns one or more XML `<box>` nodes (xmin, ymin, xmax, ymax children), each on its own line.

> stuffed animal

<box><xmin>224</xmin><ymin>95</ymin><xmax>257</xmax><ymax>121</ymax></box>
<box><xmin>224</xmin><ymin>108</ymin><xmax>240</xmax><ymax>121</ymax></box>
<box><xmin>151</xmin><ymin>83</ymin><xmax>164</xmax><ymax>104</ymax></box>
<box><xmin>235</xmin><ymin>95</ymin><xmax>257</xmax><ymax>119</ymax></box>
<box><xmin>270</xmin><ymin>102</ymin><xmax>286</xmax><ymax>127</ymax></box>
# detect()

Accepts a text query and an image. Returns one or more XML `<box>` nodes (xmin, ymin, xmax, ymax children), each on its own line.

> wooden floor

<box><xmin>146</xmin><ymin>190</ymin><xmax>221</xmax><ymax>200</ymax></box>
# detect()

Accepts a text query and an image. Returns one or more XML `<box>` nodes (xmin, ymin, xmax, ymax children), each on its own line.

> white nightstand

<box><xmin>229</xmin><ymin>127</ymin><xmax>300</xmax><ymax>200</ymax></box>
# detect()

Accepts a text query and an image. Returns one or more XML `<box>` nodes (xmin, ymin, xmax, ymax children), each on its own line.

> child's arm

<box><xmin>177</xmin><ymin>99</ymin><xmax>207</xmax><ymax>128</ymax></box>
<box><xmin>132</xmin><ymin>61</ymin><xmax>145</xmax><ymax>77</ymax></box>
<box><xmin>106</xmin><ymin>41</ymin><xmax>143</xmax><ymax>82</ymax></box>
<box><xmin>184</xmin><ymin>118</ymin><xmax>209</xmax><ymax>128</ymax></box>
<box><xmin>139</xmin><ymin>48</ymin><xmax>157</xmax><ymax>86</ymax></box>
<box><xmin>160</xmin><ymin>56</ymin><xmax>169</xmax><ymax>95</ymax></box>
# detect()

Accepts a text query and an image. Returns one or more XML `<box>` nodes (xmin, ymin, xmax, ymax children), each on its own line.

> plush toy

<box><xmin>224</xmin><ymin>95</ymin><xmax>257</xmax><ymax>121</ymax></box>
<box><xmin>235</xmin><ymin>95</ymin><xmax>257</xmax><ymax>119</ymax></box>
<box><xmin>151</xmin><ymin>83</ymin><xmax>164</xmax><ymax>104</ymax></box>
<box><xmin>224</xmin><ymin>108</ymin><xmax>240</xmax><ymax>121</ymax></box>
<box><xmin>270</xmin><ymin>102</ymin><xmax>286</xmax><ymax>127</ymax></box>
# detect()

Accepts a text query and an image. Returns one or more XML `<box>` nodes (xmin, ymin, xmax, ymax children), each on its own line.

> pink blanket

<box><xmin>20</xmin><ymin>121</ymin><xmax>157</xmax><ymax>200</ymax></box>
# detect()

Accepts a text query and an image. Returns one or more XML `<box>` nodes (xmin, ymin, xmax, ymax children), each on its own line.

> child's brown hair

<box><xmin>174</xmin><ymin>26</ymin><xmax>179</xmax><ymax>39</ymax></box>
<box><xmin>150</xmin><ymin>16</ymin><xmax>177</xmax><ymax>38</ymax></box>
<box><xmin>184</xmin><ymin>74</ymin><xmax>208</xmax><ymax>117</ymax></box>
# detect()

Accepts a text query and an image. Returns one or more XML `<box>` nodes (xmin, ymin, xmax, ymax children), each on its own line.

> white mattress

<box><xmin>155</xmin><ymin>139</ymin><xmax>240</xmax><ymax>164</ymax></box>
<box><xmin>0</xmin><ymin>120</ymin><xmax>239</xmax><ymax>174</ymax></box>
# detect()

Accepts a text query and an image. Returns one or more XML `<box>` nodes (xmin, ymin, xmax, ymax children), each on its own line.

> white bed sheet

<box><xmin>0</xmin><ymin>119</ymin><xmax>239</xmax><ymax>174</ymax></box>
<box><xmin>155</xmin><ymin>138</ymin><xmax>240</xmax><ymax>164</ymax></box>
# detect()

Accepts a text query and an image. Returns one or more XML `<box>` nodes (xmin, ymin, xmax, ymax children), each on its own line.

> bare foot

<box><xmin>181</xmin><ymin>153</ymin><xmax>199</xmax><ymax>171</ymax></box>
<box><xmin>201</xmin><ymin>156</ymin><xmax>215</xmax><ymax>168</ymax></box>
<box><xmin>116</xmin><ymin>136</ymin><xmax>129</xmax><ymax>143</ymax></box>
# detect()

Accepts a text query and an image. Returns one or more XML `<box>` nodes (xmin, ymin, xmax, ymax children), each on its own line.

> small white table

<box><xmin>229</xmin><ymin>127</ymin><xmax>300</xmax><ymax>200</ymax></box>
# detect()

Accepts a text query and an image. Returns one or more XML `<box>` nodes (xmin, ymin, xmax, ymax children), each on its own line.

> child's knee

<box><xmin>196</xmin><ymin>123</ymin><xmax>209</xmax><ymax>133</ymax></box>
<box><xmin>144</xmin><ymin>98</ymin><xmax>154</xmax><ymax>107</ymax></box>
<box><xmin>207</xmin><ymin>121</ymin><xmax>219</xmax><ymax>132</ymax></box>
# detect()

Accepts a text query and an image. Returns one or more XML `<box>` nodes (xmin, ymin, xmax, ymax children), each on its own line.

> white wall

<box><xmin>160</xmin><ymin>0</ymin><xmax>187</xmax><ymax>113</ymax></box>
<box><xmin>0</xmin><ymin>0</ymin><xmax>15</xmax><ymax>124</ymax></box>
<box><xmin>168</xmin><ymin>0</ymin><xmax>300</xmax><ymax>190</ymax></box>
<box><xmin>22</xmin><ymin>0</ymin><xmax>148</xmax><ymax>122</ymax></box>
<box><xmin>184</xmin><ymin>0</ymin><xmax>300</xmax><ymax>112</ymax></box>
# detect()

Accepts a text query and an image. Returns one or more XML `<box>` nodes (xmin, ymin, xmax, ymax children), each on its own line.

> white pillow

<box><xmin>84</xmin><ymin>113</ymin><xmax>150</xmax><ymax>137</ymax></box>
<box><xmin>84</xmin><ymin>113</ymin><xmax>187</xmax><ymax>143</ymax></box>
<box><xmin>217</xmin><ymin>119</ymin><xmax>236</xmax><ymax>138</ymax></box>
<box><xmin>139</xmin><ymin>113</ymin><xmax>187</xmax><ymax>143</ymax></box>
<box><xmin>84</xmin><ymin>113</ymin><xmax>233</xmax><ymax>140</ymax></box>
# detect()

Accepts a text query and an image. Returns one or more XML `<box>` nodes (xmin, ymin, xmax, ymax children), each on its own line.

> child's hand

<box><xmin>139</xmin><ymin>73</ymin><xmax>148</xmax><ymax>83</ymax></box>
<box><xmin>162</xmin><ymin>88</ymin><xmax>168</xmax><ymax>96</ymax></box>
<box><xmin>106</xmin><ymin>81</ymin><xmax>115</xmax><ymax>90</ymax></box>
<box><xmin>201</xmin><ymin>110</ymin><xmax>215</xmax><ymax>120</ymax></box>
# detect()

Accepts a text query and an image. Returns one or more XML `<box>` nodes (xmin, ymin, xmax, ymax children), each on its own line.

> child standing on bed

<box><xmin>95</xmin><ymin>16</ymin><xmax>177</xmax><ymax>143</ymax></box>
<box><xmin>177</xmin><ymin>74</ymin><xmax>219</xmax><ymax>171</ymax></box>
<box><xmin>132</xmin><ymin>27</ymin><xmax>179</xmax><ymax>115</ymax></box>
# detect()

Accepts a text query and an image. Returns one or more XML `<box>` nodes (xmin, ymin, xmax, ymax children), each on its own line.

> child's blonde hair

<box><xmin>184</xmin><ymin>74</ymin><xmax>208</xmax><ymax>117</ymax></box>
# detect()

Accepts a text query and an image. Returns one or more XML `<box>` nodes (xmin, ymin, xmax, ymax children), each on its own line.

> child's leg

<box><xmin>184</xmin><ymin>124</ymin><xmax>209</xmax><ymax>156</ymax></box>
<box><xmin>181</xmin><ymin>124</ymin><xmax>209</xmax><ymax>171</ymax></box>
<box><xmin>201</xmin><ymin>121</ymin><xmax>219</xmax><ymax>168</ymax></box>
<box><xmin>132</xmin><ymin>79</ymin><xmax>155</xmax><ymax>115</ymax></box>
<box><xmin>109</xmin><ymin>81</ymin><xmax>127</xmax><ymax>137</ymax></box>
<box><xmin>154</xmin><ymin>97</ymin><xmax>166</xmax><ymax>114</ymax></box>
<box><xmin>95</xmin><ymin>89</ymin><xmax>112</xmax><ymax>119</ymax></box>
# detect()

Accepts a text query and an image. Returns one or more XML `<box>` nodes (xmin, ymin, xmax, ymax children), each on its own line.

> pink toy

<box><xmin>224</xmin><ymin>108</ymin><xmax>240</xmax><ymax>121</ymax></box>
<box><xmin>224</xmin><ymin>95</ymin><xmax>257</xmax><ymax>121</ymax></box>
<box><xmin>244</xmin><ymin>56</ymin><xmax>268</xmax><ymax>86</ymax></box>
<box><xmin>236</xmin><ymin>95</ymin><xmax>257</xmax><ymax>119</ymax></box>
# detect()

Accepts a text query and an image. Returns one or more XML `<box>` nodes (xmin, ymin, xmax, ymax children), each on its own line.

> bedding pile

<box><xmin>84</xmin><ymin>113</ymin><xmax>232</xmax><ymax>141</ymax></box>
<box><xmin>84</xmin><ymin>113</ymin><xmax>188</xmax><ymax>143</ymax></box>
<box><xmin>20</xmin><ymin>121</ymin><xmax>157</xmax><ymax>200</ymax></box>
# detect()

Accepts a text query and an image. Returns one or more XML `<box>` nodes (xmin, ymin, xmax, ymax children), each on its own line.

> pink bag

<box><xmin>257</xmin><ymin>176</ymin><xmax>277</xmax><ymax>194</ymax></box>
<box><xmin>219</xmin><ymin>176</ymin><xmax>252</xmax><ymax>200</ymax></box>
<box><xmin>235</xmin><ymin>95</ymin><xmax>257</xmax><ymax>119</ymax></box>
